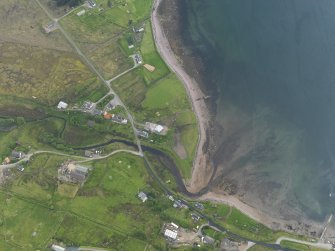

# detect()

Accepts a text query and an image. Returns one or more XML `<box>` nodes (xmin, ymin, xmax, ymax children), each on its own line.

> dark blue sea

<box><xmin>183</xmin><ymin>0</ymin><xmax>335</xmax><ymax>222</ymax></box>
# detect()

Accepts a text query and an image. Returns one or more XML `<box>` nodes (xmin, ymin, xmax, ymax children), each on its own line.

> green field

<box><xmin>140</xmin><ymin>21</ymin><xmax>170</xmax><ymax>83</ymax></box>
<box><xmin>89</xmin><ymin>41</ymin><xmax>133</xmax><ymax>79</ymax></box>
<box><xmin>0</xmin><ymin>43</ymin><xmax>103</xmax><ymax>105</ymax></box>
<box><xmin>0</xmin><ymin>152</ymin><xmax>205</xmax><ymax>250</ymax></box>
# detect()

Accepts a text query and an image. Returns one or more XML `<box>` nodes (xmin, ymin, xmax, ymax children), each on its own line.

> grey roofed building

<box><xmin>111</xmin><ymin>114</ymin><xmax>127</xmax><ymax>124</ymax></box>
<box><xmin>134</xmin><ymin>54</ymin><xmax>142</xmax><ymax>64</ymax></box>
<box><xmin>191</xmin><ymin>213</ymin><xmax>200</xmax><ymax>221</ymax></box>
<box><xmin>75</xmin><ymin>165</ymin><xmax>89</xmax><ymax>174</ymax></box>
<box><xmin>58</xmin><ymin>163</ymin><xmax>89</xmax><ymax>184</ymax></box>
<box><xmin>194</xmin><ymin>202</ymin><xmax>204</xmax><ymax>210</ymax></box>
<box><xmin>202</xmin><ymin>236</ymin><xmax>215</xmax><ymax>245</ymax></box>
<box><xmin>82</xmin><ymin>101</ymin><xmax>95</xmax><ymax>110</ymax></box>
<box><xmin>92</xmin><ymin>109</ymin><xmax>103</xmax><ymax>116</ymax></box>
<box><xmin>173</xmin><ymin>200</ymin><xmax>182</xmax><ymax>208</ymax></box>
<box><xmin>84</xmin><ymin>150</ymin><xmax>93</xmax><ymax>158</ymax></box>
<box><xmin>138</xmin><ymin>191</ymin><xmax>148</xmax><ymax>202</ymax></box>
<box><xmin>11</xmin><ymin>150</ymin><xmax>24</xmax><ymax>159</ymax></box>
<box><xmin>136</xmin><ymin>130</ymin><xmax>149</xmax><ymax>138</ymax></box>
<box><xmin>220</xmin><ymin>238</ymin><xmax>239</xmax><ymax>251</ymax></box>
<box><xmin>70</xmin><ymin>172</ymin><xmax>86</xmax><ymax>183</ymax></box>
<box><xmin>88</xmin><ymin>0</ymin><xmax>96</xmax><ymax>8</ymax></box>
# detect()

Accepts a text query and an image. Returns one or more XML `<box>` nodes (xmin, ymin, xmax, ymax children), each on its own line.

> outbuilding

<box><xmin>51</xmin><ymin>244</ymin><xmax>65</xmax><ymax>251</ymax></box>
<box><xmin>57</xmin><ymin>101</ymin><xmax>68</xmax><ymax>110</ymax></box>
<box><xmin>164</xmin><ymin>229</ymin><xmax>177</xmax><ymax>240</ymax></box>
<box><xmin>138</xmin><ymin>191</ymin><xmax>148</xmax><ymax>202</ymax></box>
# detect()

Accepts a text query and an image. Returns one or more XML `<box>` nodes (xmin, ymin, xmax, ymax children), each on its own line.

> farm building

<box><xmin>164</xmin><ymin>229</ymin><xmax>177</xmax><ymax>240</ymax></box>
<box><xmin>145</xmin><ymin>122</ymin><xmax>164</xmax><ymax>134</ymax></box>
<box><xmin>58</xmin><ymin>162</ymin><xmax>89</xmax><ymax>184</ymax></box>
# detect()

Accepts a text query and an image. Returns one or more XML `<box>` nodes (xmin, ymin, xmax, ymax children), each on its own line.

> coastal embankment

<box><xmin>151</xmin><ymin>0</ymin><xmax>333</xmax><ymax>238</ymax></box>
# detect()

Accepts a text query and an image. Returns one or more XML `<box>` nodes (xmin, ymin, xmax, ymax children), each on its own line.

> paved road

<box><xmin>0</xmin><ymin>150</ymin><xmax>85</xmax><ymax>169</ymax></box>
<box><xmin>74</xmin><ymin>149</ymin><xmax>142</xmax><ymax>163</ymax></box>
<box><xmin>106</xmin><ymin>65</ymin><xmax>137</xmax><ymax>85</ymax></box>
<box><xmin>276</xmin><ymin>236</ymin><xmax>332</xmax><ymax>250</ymax></box>
<box><xmin>0</xmin><ymin>149</ymin><xmax>141</xmax><ymax>170</ymax></box>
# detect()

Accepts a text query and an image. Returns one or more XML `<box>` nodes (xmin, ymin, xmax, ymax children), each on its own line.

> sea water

<box><xmin>183</xmin><ymin>0</ymin><xmax>335</xmax><ymax>221</ymax></box>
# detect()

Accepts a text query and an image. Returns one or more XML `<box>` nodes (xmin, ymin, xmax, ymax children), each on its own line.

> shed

<box><xmin>57</xmin><ymin>101</ymin><xmax>68</xmax><ymax>109</ymax></box>
<box><xmin>138</xmin><ymin>191</ymin><xmax>148</xmax><ymax>202</ymax></box>
<box><xmin>144</xmin><ymin>64</ymin><xmax>155</xmax><ymax>72</ymax></box>
<box><xmin>76</xmin><ymin>165</ymin><xmax>89</xmax><ymax>174</ymax></box>
<box><xmin>51</xmin><ymin>244</ymin><xmax>65</xmax><ymax>251</ymax></box>
<box><xmin>164</xmin><ymin>229</ymin><xmax>177</xmax><ymax>240</ymax></box>
<box><xmin>77</xmin><ymin>9</ymin><xmax>86</xmax><ymax>16</ymax></box>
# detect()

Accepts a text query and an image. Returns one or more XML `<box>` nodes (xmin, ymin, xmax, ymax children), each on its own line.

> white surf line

<box><xmin>320</xmin><ymin>214</ymin><xmax>333</xmax><ymax>241</ymax></box>
<box><xmin>275</xmin><ymin>236</ymin><xmax>332</xmax><ymax>250</ymax></box>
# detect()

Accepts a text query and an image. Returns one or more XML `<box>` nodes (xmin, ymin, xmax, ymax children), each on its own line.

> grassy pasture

<box><xmin>0</xmin><ymin>152</ymin><xmax>201</xmax><ymax>250</ymax></box>
<box><xmin>0</xmin><ymin>42</ymin><xmax>103</xmax><ymax>105</ymax></box>
<box><xmin>0</xmin><ymin>0</ymin><xmax>70</xmax><ymax>51</ymax></box>
<box><xmin>89</xmin><ymin>41</ymin><xmax>133</xmax><ymax>79</ymax></box>
<box><xmin>0</xmin><ymin>117</ymin><xmax>66</xmax><ymax>161</ymax></box>
<box><xmin>0</xmin><ymin>193</ymin><xmax>63</xmax><ymax>250</ymax></box>
<box><xmin>140</xmin><ymin>21</ymin><xmax>170</xmax><ymax>83</ymax></box>
<box><xmin>60</xmin><ymin>6</ymin><xmax>124</xmax><ymax>47</ymax></box>
<box><xmin>111</xmin><ymin>68</ymin><xmax>147</xmax><ymax>109</ymax></box>
<box><xmin>62</xmin><ymin>125</ymin><xmax>107</xmax><ymax>146</ymax></box>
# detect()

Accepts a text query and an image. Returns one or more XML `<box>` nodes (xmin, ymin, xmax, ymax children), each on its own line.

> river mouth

<box><xmin>74</xmin><ymin>139</ymin><xmax>210</xmax><ymax>197</ymax></box>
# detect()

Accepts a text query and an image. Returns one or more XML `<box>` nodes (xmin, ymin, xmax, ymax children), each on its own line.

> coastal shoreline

<box><xmin>151</xmin><ymin>0</ymin><xmax>213</xmax><ymax>192</ymax></box>
<box><xmin>151</xmin><ymin>0</ymin><xmax>332</xmax><ymax>237</ymax></box>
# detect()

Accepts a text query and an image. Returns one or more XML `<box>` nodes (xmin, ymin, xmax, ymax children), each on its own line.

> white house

<box><xmin>57</xmin><ymin>101</ymin><xmax>68</xmax><ymax>109</ymax></box>
<box><xmin>145</xmin><ymin>122</ymin><xmax>164</xmax><ymax>134</ymax></box>
<box><xmin>51</xmin><ymin>244</ymin><xmax>65</xmax><ymax>251</ymax></box>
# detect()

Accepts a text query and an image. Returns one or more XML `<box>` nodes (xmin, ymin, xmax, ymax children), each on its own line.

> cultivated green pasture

<box><xmin>0</xmin><ymin>152</ymin><xmax>205</xmax><ymax>250</ymax></box>
<box><xmin>140</xmin><ymin>21</ymin><xmax>170</xmax><ymax>83</ymax></box>
<box><xmin>0</xmin><ymin>193</ymin><xmax>63</xmax><ymax>250</ymax></box>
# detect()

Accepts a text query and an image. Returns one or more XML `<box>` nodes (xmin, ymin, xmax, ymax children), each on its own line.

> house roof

<box><xmin>103</xmin><ymin>112</ymin><xmax>113</xmax><ymax>119</ymax></box>
<box><xmin>138</xmin><ymin>191</ymin><xmax>148</xmax><ymax>202</ymax></box>
<box><xmin>76</xmin><ymin>165</ymin><xmax>89</xmax><ymax>174</ymax></box>
<box><xmin>57</xmin><ymin>101</ymin><xmax>68</xmax><ymax>109</ymax></box>
<box><xmin>164</xmin><ymin>229</ymin><xmax>177</xmax><ymax>240</ymax></box>
<box><xmin>51</xmin><ymin>244</ymin><xmax>65</xmax><ymax>251</ymax></box>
